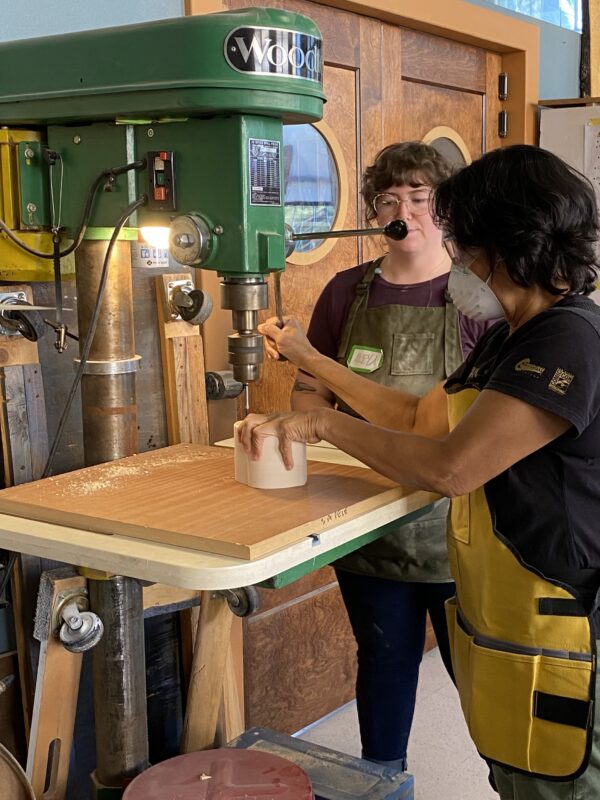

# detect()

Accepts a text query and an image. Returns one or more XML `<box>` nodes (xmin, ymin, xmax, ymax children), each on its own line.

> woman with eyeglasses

<box><xmin>239</xmin><ymin>144</ymin><xmax>600</xmax><ymax>798</ymax></box>
<box><xmin>286</xmin><ymin>142</ymin><xmax>493</xmax><ymax>774</ymax></box>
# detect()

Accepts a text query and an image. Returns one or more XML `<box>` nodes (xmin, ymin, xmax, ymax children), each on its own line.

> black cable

<box><xmin>0</xmin><ymin>158</ymin><xmax>146</xmax><ymax>260</ymax></box>
<box><xmin>51</xmin><ymin>229</ymin><xmax>67</xmax><ymax>351</ymax></box>
<box><xmin>41</xmin><ymin>194</ymin><xmax>148</xmax><ymax>478</ymax></box>
<box><xmin>0</xmin><ymin>551</ymin><xmax>16</xmax><ymax>600</ymax></box>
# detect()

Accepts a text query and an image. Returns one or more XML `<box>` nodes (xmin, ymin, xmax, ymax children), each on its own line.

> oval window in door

<box><xmin>283</xmin><ymin>120</ymin><xmax>348</xmax><ymax>265</ymax></box>
<box><xmin>422</xmin><ymin>126</ymin><xmax>472</xmax><ymax>169</ymax></box>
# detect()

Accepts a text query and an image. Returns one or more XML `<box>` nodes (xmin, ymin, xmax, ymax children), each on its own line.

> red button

<box><xmin>154</xmin><ymin>187</ymin><xmax>166</xmax><ymax>201</ymax></box>
<box><xmin>159</xmin><ymin>151</ymin><xmax>169</xmax><ymax>161</ymax></box>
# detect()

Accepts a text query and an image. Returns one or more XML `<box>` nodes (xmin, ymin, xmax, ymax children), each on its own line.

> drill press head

<box><xmin>0</xmin><ymin>7</ymin><xmax>325</xmax><ymax>384</ymax></box>
<box><xmin>162</xmin><ymin>11</ymin><xmax>325</xmax><ymax>385</ymax></box>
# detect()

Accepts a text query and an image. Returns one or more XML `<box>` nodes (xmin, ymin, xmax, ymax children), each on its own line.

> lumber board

<box><xmin>0</xmin><ymin>443</ymin><xmax>405</xmax><ymax>561</ymax></box>
<box><xmin>26</xmin><ymin>571</ymin><xmax>85</xmax><ymax>800</ymax></box>
<box><xmin>181</xmin><ymin>591</ymin><xmax>233</xmax><ymax>753</ymax></box>
<box><xmin>155</xmin><ymin>273</ymin><xmax>209</xmax><ymax>446</ymax></box>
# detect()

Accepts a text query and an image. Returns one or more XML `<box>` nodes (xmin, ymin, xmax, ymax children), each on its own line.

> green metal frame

<box><xmin>48</xmin><ymin>116</ymin><xmax>287</xmax><ymax>275</ymax></box>
<box><xmin>18</xmin><ymin>140</ymin><xmax>50</xmax><ymax>227</ymax></box>
<box><xmin>258</xmin><ymin>505</ymin><xmax>435</xmax><ymax>589</ymax></box>
<box><xmin>0</xmin><ymin>9</ymin><xmax>324</xmax><ymax>126</ymax></box>
<box><xmin>0</xmin><ymin>6</ymin><xmax>325</xmax><ymax>280</ymax></box>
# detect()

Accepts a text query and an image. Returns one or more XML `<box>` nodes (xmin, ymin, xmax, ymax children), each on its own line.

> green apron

<box><xmin>334</xmin><ymin>258</ymin><xmax>463</xmax><ymax>582</ymax></box>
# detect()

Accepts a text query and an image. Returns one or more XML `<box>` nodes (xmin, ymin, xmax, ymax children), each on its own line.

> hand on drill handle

<box><xmin>258</xmin><ymin>316</ymin><xmax>317</xmax><ymax>371</ymax></box>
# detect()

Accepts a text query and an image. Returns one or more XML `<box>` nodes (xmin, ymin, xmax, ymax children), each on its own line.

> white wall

<box><xmin>465</xmin><ymin>0</ymin><xmax>581</xmax><ymax>100</ymax></box>
<box><xmin>1</xmin><ymin>1</ymin><xmax>581</xmax><ymax>102</ymax></box>
<box><xmin>0</xmin><ymin>0</ymin><xmax>184</xmax><ymax>41</ymax></box>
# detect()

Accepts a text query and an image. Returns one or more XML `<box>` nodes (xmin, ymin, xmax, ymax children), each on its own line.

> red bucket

<box><xmin>123</xmin><ymin>748</ymin><xmax>314</xmax><ymax>799</ymax></box>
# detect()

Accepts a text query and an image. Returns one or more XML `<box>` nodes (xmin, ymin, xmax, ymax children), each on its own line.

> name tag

<box><xmin>347</xmin><ymin>345</ymin><xmax>384</xmax><ymax>373</ymax></box>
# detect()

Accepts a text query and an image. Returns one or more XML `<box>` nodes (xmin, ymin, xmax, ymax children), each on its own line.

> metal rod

<box><xmin>273</xmin><ymin>271</ymin><xmax>284</xmax><ymax>326</ymax></box>
<box><xmin>43</xmin><ymin>318</ymin><xmax>80</xmax><ymax>341</ymax></box>
<box><xmin>271</xmin><ymin>270</ymin><xmax>288</xmax><ymax>362</ymax></box>
<box><xmin>90</xmin><ymin>575</ymin><xmax>149</xmax><ymax>787</ymax></box>
<box><xmin>291</xmin><ymin>219</ymin><xmax>408</xmax><ymax>243</ymax></box>
<box><xmin>292</xmin><ymin>226</ymin><xmax>382</xmax><ymax>240</ymax></box>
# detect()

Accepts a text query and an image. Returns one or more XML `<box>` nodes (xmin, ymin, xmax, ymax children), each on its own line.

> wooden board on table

<box><xmin>0</xmin><ymin>443</ymin><xmax>405</xmax><ymax>561</ymax></box>
<box><xmin>215</xmin><ymin>437</ymin><xmax>368</xmax><ymax>469</ymax></box>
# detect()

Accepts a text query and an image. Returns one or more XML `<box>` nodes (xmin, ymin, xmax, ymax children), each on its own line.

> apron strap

<box><xmin>336</xmin><ymin>258</ymin><xmax>383</xmax><ymax>362</ymax></box>
<box><xmin>538</xmin><ymin>598</ymin><xmax>588</xmax><ymax>617</ymax></box>
<box><xmin>534</xmin><ymin>691</ymin><xmax>594</xmax><ymax>730</ymax></box>
<box><xmin>443</xmin><ymin>292</ymin><xmax>463</xmax><ymax>377</ymax></box>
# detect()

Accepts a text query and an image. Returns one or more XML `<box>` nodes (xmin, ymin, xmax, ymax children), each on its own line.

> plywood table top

<box><xmin>0</xmin><ymin>443</ymin><xmax>431</xmax><ymax>561</ymax></box>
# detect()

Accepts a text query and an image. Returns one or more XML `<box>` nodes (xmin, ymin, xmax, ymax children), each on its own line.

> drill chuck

<box><xmin>221</xmin><ymin>278</ymin><xmax>269</xmax><ymax>384</ymax></box>
<box><xmin>227</xmin><ymin>332</ymin><xmax>264</xmax><ymax>384</ymax></box>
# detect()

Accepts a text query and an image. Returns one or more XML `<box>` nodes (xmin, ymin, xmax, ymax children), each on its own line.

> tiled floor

<box><xmin>297</xmin><ymin>647</ymin><xmax>497</xmax><ymax>800</ymax></box>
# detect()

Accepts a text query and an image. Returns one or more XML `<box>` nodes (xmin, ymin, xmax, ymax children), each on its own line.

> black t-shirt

<box><xmin>445</xmin><ymin>294</ymin><xmax>600</xmax><ymax>612</ymax></box>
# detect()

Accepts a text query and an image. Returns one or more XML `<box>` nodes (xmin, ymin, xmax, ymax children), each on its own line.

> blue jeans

<box><xmin>335</xmin><ymin>568</ymin><xmax>455</xmax><ymax>766</ymax></box>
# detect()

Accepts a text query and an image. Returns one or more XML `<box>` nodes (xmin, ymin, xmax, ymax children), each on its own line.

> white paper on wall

<box><xmin>539</xmin><ymin>106</ymin><xmax>600</xmax><ymax>297</ymax></box>
<box><xmin>584</xmin><ymin>120</ymin><xmax>600</xmax><ymax>207</ymax></box>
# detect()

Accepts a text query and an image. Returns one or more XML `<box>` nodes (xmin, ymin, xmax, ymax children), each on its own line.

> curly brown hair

<box><xmin>362</xmin><ymin>142</ymin><xmax>453</xmax><ymax>222</ymax></box>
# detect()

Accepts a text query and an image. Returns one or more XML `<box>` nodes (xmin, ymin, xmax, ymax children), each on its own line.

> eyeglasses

<box><xmin>372</xmin><ymin>191</ymin><xmax>431</xmax><ymax>218</ymax></box>
<box><xmin>443</xmin><ymin>237</ymin><xmax>478</xmax><ymax>270</ymax></box>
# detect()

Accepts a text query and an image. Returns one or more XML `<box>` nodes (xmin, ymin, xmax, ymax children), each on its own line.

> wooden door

<box><xmin>225</xmin><ymin>0</ymin><xmax>503</xmax><ymax>735</ymax></box>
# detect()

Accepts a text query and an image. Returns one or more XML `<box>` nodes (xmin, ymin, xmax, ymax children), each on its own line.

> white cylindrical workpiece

<box><xmin>233</xmin><ymin>421</ymin><xmax>307</xmax><ymax>489</ymax></box>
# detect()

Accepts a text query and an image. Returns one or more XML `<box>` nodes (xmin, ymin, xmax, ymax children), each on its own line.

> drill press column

<box><xmin>75</xmin><ymin>240</ymin><xmax>138</xmax><ymax>466</ymax></box>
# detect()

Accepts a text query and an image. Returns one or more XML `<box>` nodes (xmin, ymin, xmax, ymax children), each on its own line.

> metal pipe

<box><xmin>75</xmin><ymin>239</ymin><xmax>138</xmax><ymax>466</ymax></box>
<box><xmin>89</xmin><ymin>576</ymin><xmax>149</xmax><ymax>786</ymax></box>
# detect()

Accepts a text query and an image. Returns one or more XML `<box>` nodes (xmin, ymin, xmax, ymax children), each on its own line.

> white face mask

<box><xmin>447</xmin><ymin>262</ymin><xmax>504</xmax><ymax>321</ymax></box>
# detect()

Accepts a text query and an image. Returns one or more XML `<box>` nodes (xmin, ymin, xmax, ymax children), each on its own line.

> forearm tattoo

<box><xmin>293</xmin><ymin>380</ymin><xmax>318</xmax><ymax>393</ymax></box>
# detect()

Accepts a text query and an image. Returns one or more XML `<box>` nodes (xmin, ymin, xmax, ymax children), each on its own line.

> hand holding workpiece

<box><xmin>237</xmin><ymin>409</ymin><xmax>329</xmax><ymax>470</ymax></box>
<box><xmin>233</xmin><ymin>420</ymin><xmax>307</xmax><ymax>488</ymax></box>
<box><xmin>258</xmin><ymin>316</ymin><xmax>317</xmax><ymax>369</ymax></box>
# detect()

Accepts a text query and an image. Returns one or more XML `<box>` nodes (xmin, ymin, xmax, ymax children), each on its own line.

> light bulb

<box><xmin>139</xmin><ymin>226</ymin><xmax>170</xmax><ymax>249</ymax></box>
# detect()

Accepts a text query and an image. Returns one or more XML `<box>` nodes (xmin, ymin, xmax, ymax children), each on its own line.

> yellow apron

<box><xmin>446</xmin><ymin>387</ymin><xmax>596</xmax><ymax>779</ymax></box>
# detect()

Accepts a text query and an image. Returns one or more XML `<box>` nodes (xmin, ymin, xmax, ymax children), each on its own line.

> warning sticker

<box><xmin>249</xmin><ymin>138</ymin><xmax>281</xmax><ymax>206</ymax></box>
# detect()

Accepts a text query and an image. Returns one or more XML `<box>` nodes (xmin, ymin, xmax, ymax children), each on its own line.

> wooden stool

<box><xmin>122</xmin><ymin>749</ymin><xmax>314</xmax><ymax>799</ymax></box>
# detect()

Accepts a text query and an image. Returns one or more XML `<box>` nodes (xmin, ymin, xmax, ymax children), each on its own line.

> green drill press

<box><xmin>0</xmin><ymin>9</ymin><xmax>325</xmax><ymax>797</ymax></box>
<box><xmin>0</xmin><ymin>6</ymin><xmax>325</xmax><ymax>383</ymax></box>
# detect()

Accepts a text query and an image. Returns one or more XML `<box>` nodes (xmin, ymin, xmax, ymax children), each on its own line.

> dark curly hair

<box><xmin>433</xmin><ymin>144</ymin><xmax>599</xmax><ymax>296</ymax></box>
<box><xmin>362</xmin><ymin>142</ymin><xmax>453</xmax><ymax>222</ymax></box>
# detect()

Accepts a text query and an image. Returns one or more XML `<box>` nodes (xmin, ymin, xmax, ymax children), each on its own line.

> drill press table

<box><xmin>0</xmin><ymin>443</ymin><xmax>439</xmax><ymax>799</ymax></box>
<box><xmin>0</xmin><ymin>442</ymin><xmax>439</xmax><ymax>588</ymax></box>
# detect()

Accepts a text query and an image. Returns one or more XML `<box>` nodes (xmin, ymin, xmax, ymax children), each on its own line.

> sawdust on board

<box><xmin>48</xmin><ymin>447</ymin><xmax>229</xmax><ymax>497</ymax></box>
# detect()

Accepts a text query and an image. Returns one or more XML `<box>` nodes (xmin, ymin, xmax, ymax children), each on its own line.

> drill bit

<box><xmin>243</xmin><ymin>383</ymin><xmax>250</xmax><ymax>416</ymax></box>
